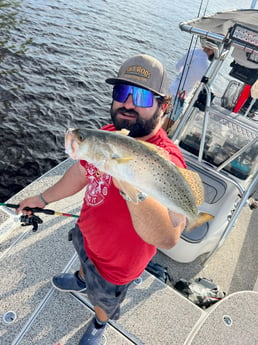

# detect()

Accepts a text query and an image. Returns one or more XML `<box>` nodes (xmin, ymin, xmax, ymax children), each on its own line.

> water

<box><xmin>0</xmin><ymin>0</ymin><xmax>251</xmax><ymax>201</ymax></box>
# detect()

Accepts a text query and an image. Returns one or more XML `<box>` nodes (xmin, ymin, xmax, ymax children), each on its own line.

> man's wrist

<box><xmin>38</xmin><ymin>193</ymin><xmax>48</xmax><ymax>206</ymax></box>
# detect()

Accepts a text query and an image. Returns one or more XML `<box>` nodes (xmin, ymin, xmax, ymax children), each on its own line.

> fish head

<box><xmin>65</xmin><ymin>128</ymin><xmax>111</xmax><ymax>163</ymax></box>
<box><xmin>65</xmin><ymin>128</ymin><xmax>89</xmax><ymax>160</ymax></box>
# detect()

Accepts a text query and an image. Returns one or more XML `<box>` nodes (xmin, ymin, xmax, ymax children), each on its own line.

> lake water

<box><xmin>0</xmin><ymin>0</ymin><xmax>251</xmax><ymax>201</ymax></box>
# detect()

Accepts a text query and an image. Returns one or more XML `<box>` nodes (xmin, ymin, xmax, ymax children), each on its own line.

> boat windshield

<box><xmin>178</xmin><ymin>107</ymin><xmax>258</xmax><ymax>180</ymax></box>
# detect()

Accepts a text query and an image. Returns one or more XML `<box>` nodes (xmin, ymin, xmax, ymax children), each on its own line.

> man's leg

<box><xmin>52</xmin><ymin>225</ymin><xmax>88</xmax><ymax>293</ymax></box>
<box><xmin>94</xmin><ymin>306</ymin><xmax>108</xmax><ymax>323</ymax></box>
<box><xmin>51</xmin><ymin>265</ymin><xmax>87</xmax><ymax>293</ymax></box>
<box><xmin>78</xmin><ymin>306</ymin><xmax>108</xmax><ymax>345</ymax></box>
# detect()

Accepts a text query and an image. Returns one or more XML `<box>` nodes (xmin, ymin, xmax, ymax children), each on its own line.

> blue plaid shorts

<box><xmin>68</xmin><ymin>224</ymin><xmax>132</xmax><ymax>320</ymax></box>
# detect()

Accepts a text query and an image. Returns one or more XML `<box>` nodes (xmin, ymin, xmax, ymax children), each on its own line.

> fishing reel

<box><xmin>20</xmin><ymin>214</ymin><xmax>43</xmax><ymax>232</ymax></box>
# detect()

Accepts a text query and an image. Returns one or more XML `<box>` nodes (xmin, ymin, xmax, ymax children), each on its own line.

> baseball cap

<box><xmin>105</xmin><ymin>54</ymin><xmax>169</xmax><ymax>97</ymax></box>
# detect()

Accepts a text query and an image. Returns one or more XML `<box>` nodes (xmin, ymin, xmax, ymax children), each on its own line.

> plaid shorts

<box><xmin>68</xmin><ymin>224</ymin><xmax>132</xmax><ymax>320</ymax></box>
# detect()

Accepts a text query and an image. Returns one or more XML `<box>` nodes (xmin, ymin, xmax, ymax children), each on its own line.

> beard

<box><xmin>110</xmin><ymin>103</ymin><xmax>161</xmax><ymax>137</ymax></box>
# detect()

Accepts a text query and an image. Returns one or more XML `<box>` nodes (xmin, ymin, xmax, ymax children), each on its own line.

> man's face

<box><xmin>110</xmin><ymin>92</ymin><xmax>163</xmax><ymax>138</ymax></box>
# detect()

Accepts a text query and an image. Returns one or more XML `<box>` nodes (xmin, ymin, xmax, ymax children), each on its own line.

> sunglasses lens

<box><xmin>112</xmin><ymin>85</ymin><xmax>132</xmax><ymax>103</ymax></box>
<box><xmin>134</xmin><ymin>87</ymin><xmax>153</xmax><ymax>107</ymax></box>
<box><xmin>112</xmin><ymin>85</ymin><xmax>155</xmax><ymax>107</ymax></box>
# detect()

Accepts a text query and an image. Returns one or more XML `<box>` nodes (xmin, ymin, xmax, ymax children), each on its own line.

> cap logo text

<box><xmin>125</xmin><ymin>65</ymin><xmax>151</xmax><ymax>79</ymax></box>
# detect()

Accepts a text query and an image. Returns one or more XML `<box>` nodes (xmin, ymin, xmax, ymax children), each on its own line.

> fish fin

<box><xmin>186</xmin><ymin>212</ymin><xmax>214</xmax><ymax>232</ymax></box>
<box><xmin>115</xmin><ymin>129</ymin><xmax>130</xmax><ymax>136</ymax></box>
<box><xmin>177</xmin><ymin>167</ymin><xmax>205</xmax><ymax>205</ymax></box>
<box><xmin>119</xmin><ymin>181</ymin><xmax>140</xmax><ymax>204</ymax></box>
<box><xmin>112</xmin><ymin>155</ymin><xmax>134</xmax><ymax>163</ymax></box>
<box><xmin>138</xmin><ymin>140</ymin><xmax>171</xmax><ymax>160</ymax></box>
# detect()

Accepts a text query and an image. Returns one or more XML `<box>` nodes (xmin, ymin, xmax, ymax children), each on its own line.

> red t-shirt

<box><xmin>77</xmin><ymin>125</ymin><xmax>186</xmax><ymax>285</ymax></box>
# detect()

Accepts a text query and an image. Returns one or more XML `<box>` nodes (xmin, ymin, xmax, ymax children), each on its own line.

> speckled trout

<box><xmin>65</xmin><ymin>128</ymin><xmax>213</xmax><ymax>230</ymax></box>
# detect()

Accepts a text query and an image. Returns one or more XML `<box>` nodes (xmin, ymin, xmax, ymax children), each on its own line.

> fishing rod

<box><xmin>0</xmin><ymin>203</ymin><xmax>79</xmax><ymax>218</ymax></box>
<box><xmin>0</xmin><ymin>203</ymin><xmax>79</xmax><ymax>232</ymax></box>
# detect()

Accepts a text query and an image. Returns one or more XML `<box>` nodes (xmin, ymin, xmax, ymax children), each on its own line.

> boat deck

<box><xmin>1</xmin><ymin>159</ymin><xmax>257</xmax><ymax>345</ymax></box>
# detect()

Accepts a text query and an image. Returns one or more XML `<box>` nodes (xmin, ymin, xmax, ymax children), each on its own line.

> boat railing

<box><xmin>171</xmin><ymin>41</ymin><xmax>231</xmax><ymax>142</ymax></box>
<box><xmin>205</xmin><ymin>168</ymin><xmax>258</xmax><ymax>261</ymax></box>
<box><xmin>179</xmin><ymin>23</ymin><xmax>225</xmax><ymax>43</ymax></box>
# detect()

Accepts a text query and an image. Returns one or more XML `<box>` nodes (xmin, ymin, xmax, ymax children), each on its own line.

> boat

<box><xmin>1</xmin><ymin>4</ymin><xmax>258</xmax><ymax>345</ymax></box>
<box><xmin>162</xmin><ymin>8</ymin><xmax>258</xmax><ymax>264</ymax></box>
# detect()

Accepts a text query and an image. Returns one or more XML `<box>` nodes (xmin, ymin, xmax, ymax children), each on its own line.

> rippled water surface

<box><xmin>0</xmin><ymin>0</ymin><xmax>250</xmax><ymax>201</ymax></box>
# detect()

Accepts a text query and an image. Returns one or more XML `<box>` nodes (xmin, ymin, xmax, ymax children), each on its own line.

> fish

<box><xmin>65</xmin><ymin>128</ymin><xmax>214</xmax><ymax>230</ymax></box>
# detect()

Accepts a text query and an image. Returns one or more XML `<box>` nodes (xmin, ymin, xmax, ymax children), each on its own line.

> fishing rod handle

<box><xmin>1</xmin><ymin>203</ymin><xmax>19</xmax><ymax>209</ymax></box>
<box><xmin>23</xmin><ymin>207</ymin><xmax>55</xmax><ymax>215</ymax></box>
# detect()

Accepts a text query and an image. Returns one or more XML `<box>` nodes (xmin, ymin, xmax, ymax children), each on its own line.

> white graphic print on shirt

<box><xmin>85</xmin><ymin>163</ymin><xmax>112</xmax><ymax>206</ymax></box>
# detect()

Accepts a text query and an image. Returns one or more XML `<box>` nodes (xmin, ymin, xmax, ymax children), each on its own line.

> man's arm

<box><xmin>17</xmin><ymin>161</ymin><xmax>88</xmax><ymax>213</ymax></box>
<box><xmin>126</xmin><ymin>196</ymin><xmax>186</xmax><ymax>249</ymax></box>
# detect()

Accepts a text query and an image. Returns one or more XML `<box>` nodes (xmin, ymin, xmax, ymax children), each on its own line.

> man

<box><xmin>17</xmin><ymin>54</ymin><xmax>187</xmax><ymax>345</ymax></box>
<box><xmin>163</xmin><ymin>39</ymin><xmax>216</xmax><ymax>132</ymax></box>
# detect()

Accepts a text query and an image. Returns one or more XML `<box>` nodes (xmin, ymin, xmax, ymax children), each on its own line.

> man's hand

<box><xmin>168</xmin><ymin>210</ymin><xmax>187</xmax><ymax>229</ymax></box>
<box><xmin>16</xmin><ymin>195</ymin><xmax>46</xmax><ymax>215</ymax></box>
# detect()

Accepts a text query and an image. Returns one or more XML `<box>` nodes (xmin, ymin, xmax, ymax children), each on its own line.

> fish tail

<box><xmin>186</xmin><ymin>212</ymin><xmax>214</xmax><ymax>232</ymax></box>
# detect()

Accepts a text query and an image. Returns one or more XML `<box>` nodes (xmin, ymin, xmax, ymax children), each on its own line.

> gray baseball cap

<box><xmin>105</xmin><ymin>54</ymin><xmax>170</xmax><ymax>97</ymax></box>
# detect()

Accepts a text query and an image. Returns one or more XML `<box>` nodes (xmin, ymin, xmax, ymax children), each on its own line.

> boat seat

<box><xmin>187</xmin><ymin>291</ymin><xmax>258</xmax><ymax>345</ymax></box>
<box><xmin>180</xmin><ymin>162</ymin><xmax>229</xmax><ymax>243</ymax></box>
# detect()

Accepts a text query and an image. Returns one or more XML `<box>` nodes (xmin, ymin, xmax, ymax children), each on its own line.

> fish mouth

<box><xmin>65</xmin><ymin>128</ymin><xmax>80</xmax><ymax>160</ymax></box>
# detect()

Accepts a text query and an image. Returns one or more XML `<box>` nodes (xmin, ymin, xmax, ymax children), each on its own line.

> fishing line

<box><xmin>197</xmin><ymin>0</ymin><xmax>210</xmax><ymax>18</ymax></box>
<box><xmin>168</xmin><ymin>0</ymin><xmax>210</xmax><ymax>124</ymax></box>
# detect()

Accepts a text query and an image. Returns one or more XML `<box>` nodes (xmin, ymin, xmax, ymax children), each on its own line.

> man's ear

<box><xmin>161</xmin><ymin>103</ymin><xmax>168</xmax><ymax>113</ymax></box>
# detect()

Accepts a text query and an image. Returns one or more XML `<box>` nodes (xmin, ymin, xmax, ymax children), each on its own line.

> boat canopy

<box><xmin>179</xmin><ymin>9</ymin><xmax>258</xmax><ymax>85</ymax></box>
<box><xmin>172</xmin><ymin>10</ymin><xmax>258</xmax><ymax>186</ymax></box>
<box><xmin>180</xmin><ymin>9</ymin><xmax>258</xmax><ymax>44</ymax></box>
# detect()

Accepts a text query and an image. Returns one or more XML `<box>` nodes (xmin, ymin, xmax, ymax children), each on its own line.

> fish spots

<box><xmin>70</xmin><ymin>128</ymin><xmax>203</xmax><ymax>220</ymax></box>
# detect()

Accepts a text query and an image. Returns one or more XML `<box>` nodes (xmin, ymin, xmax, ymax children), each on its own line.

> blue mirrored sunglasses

<box><xmin>112</xmin><ymin>84</ymin><xmax>160</xmax><ymax>107</ymax></box>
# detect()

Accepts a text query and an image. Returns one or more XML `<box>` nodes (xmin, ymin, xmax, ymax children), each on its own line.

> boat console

<box><xmin>179</xmin><ymin>106</ymin><xmax>257</xmax><ymax>181</ymax></box>
<box><xmin>162</xmin><ymin>104</ymin><xmax>257</xmax><ymax>262</ymax></box>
